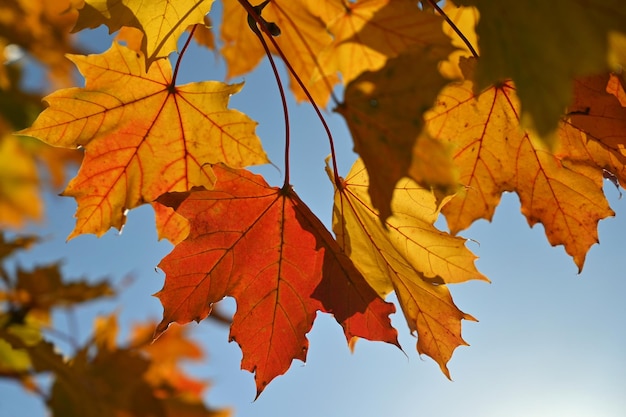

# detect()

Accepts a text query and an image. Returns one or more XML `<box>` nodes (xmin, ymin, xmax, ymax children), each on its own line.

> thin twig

<box><xmin>239</xmin><ymin>0</ymin><xmax>343</xmax><ymax>187</ymax></box>
<box><xmin>246</xmin><ymin>1</ymin><xmax>292</xmax><ymax>188</ymax></box>
<box><xmin>427</xmin><ymin>0</ymin><xmax>479</xmax><ymax>59</ymax></box>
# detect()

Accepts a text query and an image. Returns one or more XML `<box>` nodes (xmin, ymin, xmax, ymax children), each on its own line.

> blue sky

<box><xmin>2</xmin><ymin>3</ymin><xmax>626</xmax><ymax>416</ymax></box>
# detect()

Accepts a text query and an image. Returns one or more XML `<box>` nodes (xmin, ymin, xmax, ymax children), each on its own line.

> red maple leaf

<box><xmin>155</xmin><ymin>164</ymin><xmax>398</xmax><ymax>395</ymax></box>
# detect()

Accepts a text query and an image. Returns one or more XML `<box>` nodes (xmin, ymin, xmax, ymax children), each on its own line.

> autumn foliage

<box><xmin>2</xmin><ymin>0</ymin><xmax>626</xmax><ymax>414</ymax></box>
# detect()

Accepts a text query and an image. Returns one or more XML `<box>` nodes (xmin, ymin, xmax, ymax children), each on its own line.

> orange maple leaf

<box><xmin>20</xmin><ymin>43</ymin><xmax>268</xmax><ymax>238</ymax></box>
<box><xmin>425</xmin><ymin>58</ymin><xmax>614</xmax><ymax>270</ymax></box>
<box><xmin>558</xmin><ymin>73</ymin><xmax>626</xmax><ymax>188</ymax></box>
<box><xmin>155</xmin><ymin>165</ymin><xmax>398</xmax><ymax>395</ymax></box>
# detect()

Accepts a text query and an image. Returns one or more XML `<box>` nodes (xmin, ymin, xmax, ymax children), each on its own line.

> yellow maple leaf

<box><xmin>20</xmin><ymin>43</ymin><xmax>268</xmax><ymax>238</ymax></box>
<box><xmin>73</xmin><ymin>0</ymin><xmax>213</xmax><ymax>68</ymax></box>
<box><xmin>328</xmin><ymin>158</ymin><xmax>485</xmax><ymax>376</ymax></box>
<box><xmin>152</xmin><ymin>202</ymin><xmax>190</xmax><ymax>245</ymax></box>
<box><xmin>426</xmin><ymin>58</ymin><xmax>614</xmax><ymax>270</ymax></box>
<box><xmin>115</xmin><ymin>17</ymin><xmax>214</xmax><ymax>56</ymax></box>
<box><xmin>318</xmin><ymin>0</ymin><xmax>452</xmax><ymax>86</ymax></box>
<box><xmin>220</xmin><ymin>0</ymin><xmax>339</xmax><ymax>106</ymax></box>
<box><xmin>438</xmin><ymin>2</ymin><xmax>479</xmax><ymax>80</ymax></box>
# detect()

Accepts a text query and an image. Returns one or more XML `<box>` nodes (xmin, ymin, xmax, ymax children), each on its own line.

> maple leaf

<box><xmin>338</xmin><ymin>44</ymin><xmax>457</xmax><ymax>220</ymax></box>
<box><xmin>73</xmin><ymin>0</ymin><xmax>214</xmax><ymax>68</ymax></box>
<box><xmin>156</xmin><ymin>164</ymin><xmax>398</xmax><ymax>395</ymax></box>
<box><xmin>425</xmin><ymin>58</ymin><xmax>614</xmax><ymax>270</ymax></box>
<box><xmin>318</xmin><ymin>0</ymin><xmax>453</xmax><ymax>86</ymax></box>
<box><xmin>20</xmin><ymin>43</ymin><xmax>268</xmax><ymax>238</ymax></box>
<box><xmin>455</xmin><ymin>0</ymin><xmax>626</xmax><ymax>137</ymax></box>
<box><xmin>221</xmin><ymin>0</ymin><xmax>339</xmax><ymax>105</ymax></box>
<box><xmin>329</xmin><ymin>158</ymin><xmax>484</xmax><ymax>375</ymax></box>
<box><xmin>4</xmin><ymin>310</ymin><xmax>229</xmax><ymax>417</ymax></box>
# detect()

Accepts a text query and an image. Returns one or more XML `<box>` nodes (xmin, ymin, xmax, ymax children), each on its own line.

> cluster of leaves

<box><xmin>0</xmin><ymin>233</ymin><xmax>230</xmax><ymax>417</ymax></box>
<box><xmin>3</xmin><ymin>0</ymin><xmax>626</xmax><ymax>402</ymax></box>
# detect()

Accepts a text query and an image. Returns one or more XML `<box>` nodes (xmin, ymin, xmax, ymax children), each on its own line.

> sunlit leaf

<box><xmin>319</xmin><ymin>0</ymin><xmax>452</xmax><ymax>85</ymax></box>
<box><xmin>425</xmin><ymin>58</ymin><xmax>614</xmax><ymax>270</ymax></box>
<box><xmin>328</xmin><ymin>158</ymin><xmax>484</xmax><ymax>375</ymax></box>
<box><xmin>558</xmin><ymin>73</ymin><xmax>626</xmax><ymax>190</ymax></box>
<box><xmin>20</xmin><ymin>43</ymin><xmax>268</xmax><ymax>238</ymax></box>
<box><xmin>156</xmin><ymin>165</ymin><xmax>397</xmax><ymax>395</ymax></box>
<box><xmin>221</xmin><ymin>0</ymin><xmax>340</xmax><ymax>105</ymax></box>
<box><xmin>73</xmin><ymin>0</ymin><xmax>214</xmax><ymax>68</ymax></box>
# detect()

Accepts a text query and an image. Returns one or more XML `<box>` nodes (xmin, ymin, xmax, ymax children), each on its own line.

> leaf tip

<box><xmin>152</xmin><ymin>319</ymin><xmax>170</xmax><ymax>342</ymax></box>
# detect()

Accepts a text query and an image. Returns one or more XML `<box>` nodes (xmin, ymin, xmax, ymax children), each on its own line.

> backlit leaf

<box><xmin>156</xmin><ymin>165</ymin><xmax>397</xmax><ymax>395</ymax></box>
<box><xmin>328</xmin><ymin>158</ymin><xmax>484</xmax><ymax>376</ymax></box>
<box><xmin>221</xmin><ymin>0</ymin><xmax>339</xmax><ymax>105</ymax></box>
<box><xmin>425</xmin><ymin>59</ymin><xmax>614</xmax><ymax>270</ymax></box>
<box><xmin>73</xmin><ymin>0</ymin><xmax>214</xmax><ymax>68</ymax></box>
<box><xmin>319</xmin><ymin>0</ymin><xmax>452</xmax><ymax>85</ymax></box>
<box><xmin>20</xmin><ymin>43</ymin><xmax>268</xmax><ymax>238</ymax></box>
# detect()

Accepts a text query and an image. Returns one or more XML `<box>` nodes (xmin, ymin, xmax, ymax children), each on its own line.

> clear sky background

<box><xmin>1</xmin><ymin>3</ymin><xmax>626</xmax><ymax>417</ymax></box>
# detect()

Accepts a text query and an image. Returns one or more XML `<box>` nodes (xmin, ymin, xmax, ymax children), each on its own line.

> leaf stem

<box><xmin>172</xmin><ymin>25</ymin><xmax>198</xmax><ymax>85</ymax></box>
<box><xmin>269</xmin><ymin>1</ymin><xmax>342</xmax><ymax>107</ymax></box>
<box><xmin>427</xmin><ymin>0</ymin><xmax>479</xmax><ymax>59</ymax></box>
<box><xmin>240</xmin><ymin>1</ymin><xmax>291</xmax><ymax>189</ymax></box>
<box><xmin>238</xmin><ymin>0</ymin><xmax>343</xmax><ymax>187</ymax></box>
